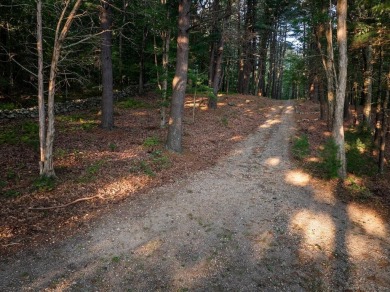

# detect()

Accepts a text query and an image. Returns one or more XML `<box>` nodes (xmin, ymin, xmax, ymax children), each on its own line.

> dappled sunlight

<box><xmin>259</xmin><ymin>118</ymin><xmax>281</xmax><ymax>129</ymax></box>
<box><xmin>173</xmin><ymin>258</ymin><xmax>216</xmax><ymax>288</ymax></box>
<box><xmin>250</xmin><ymin>230</ymin><xmax>274</xmax><ymax>259</ymax></box>
<box><xmin>312</xmin><ymin>185</ymin><xmax>337</xmax><ymax>205</ymax></box>
<box><xmin>0</xmin><ymin>226</ymin><xmax>13</xmax><ymax>239</ymax></box>
<box><xmin>229</xmin><ymin>135</ymin><xmax>244</xmax><ymax>142</ymax></box>
<box><xmin>264</xmin><ymin>157</ymin><xmax>281</xmax><ymax>167</ymax></box>
<box><xmin>290</xmin><ymin>210</ymin><xmax>335</xmax><ymax>257</ymax></box>
<box><xmin>133</xmin><ymin>111</ymin><xmax>148</xmax><ymax>116</ymax></box>
<box><xmin>345</xmin><ymin>232</ymin><xmax>385</xmax><ymax>263</ymax></box>
<box><xmin>134</xmin><ymin>239</ymin><xmax>163</xmax><ymax>257</ymax></box>
<box><xmin>285</xmin><ymin>169</ymin><xmax>310</xmax><ymax>187</ymax></box>
<box><xmin>347</xmin><ymin>203</ymin><xmax>388</xmax><ymax>239</ymax></box>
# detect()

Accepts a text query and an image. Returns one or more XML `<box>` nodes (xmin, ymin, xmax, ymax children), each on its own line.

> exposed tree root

<box><xmin>28</xmin><ymin>195</ymin><xmax>104</xmax><ymax>211</ymax></box>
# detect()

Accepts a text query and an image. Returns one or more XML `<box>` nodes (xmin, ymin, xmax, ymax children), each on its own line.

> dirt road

<box><xmin>1</xmin><ymin>102</ymin><xmax>389</xmax><ymax>291</ymax></box>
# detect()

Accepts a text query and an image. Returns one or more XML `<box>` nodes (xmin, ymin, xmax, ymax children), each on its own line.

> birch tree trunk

<box><xmin>332</xmin><ymin>0</ymin><xmax>347</xmax><ymax>179</ymax></box>
<box><xmin>166</xmin><ymin>0</ymin><xmax>190</xmax><ymax>153</ymax></box>
<box><xmin>42</xmin><ymin>0</ymin><xmax>83</xmax><ymax>177</ymax></box>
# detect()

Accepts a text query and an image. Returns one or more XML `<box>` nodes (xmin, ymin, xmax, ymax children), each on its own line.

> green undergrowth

<box><xmin>57</xmin><ymin>113</ymin><xmax>98</xmax><ymax>131</ymax></box>
<box><xmin>0</xmin><ymin>121</ymin><xmax>39</xmax><ymax>148</ymax></box>
<box><xmin>344</xmin><ymin>126</ymin><xmax>376</xmax><ymax>176</ymax></box>
<box><xmin>116</xmin><ymin>98</ymin><xmax>149</xmax><ymax>109</ymax></box>
<box><xmin>292</xmin><ymin>134</ymin><xmax>310</xmax><ymax>160</ymax></box>
<box><xmin>129</xmin><ymin>150</ymin><xmax>171</xmax><ymax>177</ymax></box>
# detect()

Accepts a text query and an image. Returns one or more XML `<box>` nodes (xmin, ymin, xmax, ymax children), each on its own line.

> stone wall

<box><xmin>0</xmin><ymin>85</ymin><xmax>145</xmax><ymax>120</ymax></box>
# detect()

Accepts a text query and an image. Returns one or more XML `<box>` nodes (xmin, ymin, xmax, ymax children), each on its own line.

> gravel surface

<box><xmin>1</xmin><ymin>101</ymin><xmax>389</xmax><ymax>291</ymax></box>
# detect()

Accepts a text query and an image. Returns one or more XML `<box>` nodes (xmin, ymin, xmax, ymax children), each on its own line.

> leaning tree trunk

<box><xmin>101</xmin><ymin>0</ymin><xmax>114</xmax><ymax>130</ymax></box>
<box><xmin>42</xmin><ymin>0</ymin><xmax>83</xmax><ymax>178</ymax></box>
<box><xmin>166</xmin><ymin>0</ymin><xmax>190</xmax><ymax>153</ymax></box>
<box><xmin>332</xmin><ymin>0</ymin><xmax>347</xmax><ymax>179</ymax></box>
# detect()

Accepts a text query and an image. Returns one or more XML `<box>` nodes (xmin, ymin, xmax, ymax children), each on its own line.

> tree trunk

<box><xmin>101</xmin><ymin>0</ymin><xmax>114</xmax><ymax>130</ymax></box>
<box><xmin>138</xmin><ymin>27</ymin><xmax>148</xmax><ymax>95</ymax></box>
<box><xmin>166</xmin><ymin>0</ymin><xmax>190</xmax><ymax>153</ymax></box>
<box><xmin>379</xmin><ymin>71</ymin><xmax>390</xmax><ymax>174</ymax></box>
<box><xmin>37</xmin><ymin>0</ymin><xmax>45</xmax><ymax>175</ymax></box>
<box><xmin>332</xmin><ymin>0</ymin><xmax>347</xmax><ymax>179</ymax></box>
<box><xmin>42</xmin><ymin>0</ymin><xmax>83</xmax><ymax>178</ymax></box>
<box><xmin>374</xmin><ymin>46</ymin><xmax>383</xmax><ymax>145</ymax></box>
<box><xmin>319</xmin><ymin>78</ymin><xmax>326</xmax><ymax>120</ymax></box>
<box><xmin>326</xmin><ymin>18</ymin><xmax>336</xmax><ymax>130</ymax></box>
<box><xmin>362</xmin><ymin>45</ymin><xmax>373</xmax><ymax>125</ymax></box>
<box><xmin>160</xmin><ymin>29</ymin><xmax>170</xmax><ymax>128</ymax></box>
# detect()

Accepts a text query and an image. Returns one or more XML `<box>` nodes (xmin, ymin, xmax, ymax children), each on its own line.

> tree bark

<box><xmin>160</xmin><ymin>29</ymin><xmax>170</xmax><ymax>128</ymax></box>
<box><xmin>332</xmin><ymin>0</ymin><xmax>347</xmax><ymax>179</ymax></box>
<box><xmin>101</xmin><ymin>0</ymin><xmax>114</xmax><ymax>130</ymax></box>
<box><xmin>36</xmin><ymin>0</ymin><xmax>45</xmax><ymax>175</ymax></box>
<box><xmin>362</xmin><ymin>44</ymin><xmax>373</xmax><ymax>125</ymax></box>
<box><xmin>42</xmin><ymin>0</ymin><xmax>83</xmax><ymax>177</ymax></box>
<box><xmin>379</xmin><ymin>71</ymin><xmax>390</xmax><ymax>174</ymax></box>
<box><xmin>166</xmin><ymin>0</ymin><xmax>190</xmax><ymax>153</ymax></box>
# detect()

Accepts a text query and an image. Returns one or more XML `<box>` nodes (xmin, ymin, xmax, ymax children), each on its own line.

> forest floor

<box><xmin>1</xmin><ymin>94</ymin><xmax>390</xmax><ymax>290</ymax></box>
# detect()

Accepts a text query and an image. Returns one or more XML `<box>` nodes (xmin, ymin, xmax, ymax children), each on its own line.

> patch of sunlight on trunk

<box><xmin>285</xmin><ymin>170</ymin><xmax>310</xmax><ymax>187</ymax></box>
<box><xmin>264</xmin><ymin>157</ymin><xmax>281</xmax><ymax>167</ymax></box>
<box><xmin>347</xmin><ymin>203</ymin><xmax>388</xmax><ymax>239</ymax></box>
<box><xmin>134</xmin><ymin>239</ymin><xmax>163</xmax><ymax>257</ymax></box>
<box><xmin>290</xmin><ymin>210</ymin><xmax>335</xmax><ymax>257</ymax></box>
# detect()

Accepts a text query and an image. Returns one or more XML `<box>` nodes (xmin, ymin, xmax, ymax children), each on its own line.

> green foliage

<box><xmin>318</xmin><ymin>139</ymin><xmax>341</xmax><ymax>179</ymax></box>
<box><xmin>54</xmin><ymin>148</ymin><xmax>67</xmax><ymax>159</ymax></box>
<box><xmin>221</xmin><ymin>116</ymin><xmax>229</xmax><ymax>127</ymax></box>
<box><xmin>78</xmin><ymin>160</ymin><xmax>105</xmax><ymax>183</ymax></box>
<box><xmin>86</xmin><ymin>160</ymin><xmax>104</xmax><ymax>176</ymax></box>
<box><xmin>150</xmin><ymin>150</ymin><xmax>171</xmax><ymax>171</ymax></box>
<box><xmin>116</xmin><ymin>99</ymin><xmax>149</xmax><ymax>109</ymax></box>
<box><xmin>345</xmin><ymin>176</ymin><xmax>372</xmax><ymax>201</ymax></box>
<box><xmin>0</xmin><ymin>103</ymin><xmax>16</xmax><ymax>110</ymax></box>
<box><xmin>143</xmin><ymin>136</ymin><xmax>160</xmax><ymax>147</ymax></box>
<box><xmin>109</xmin><ymin>143</ymin><xmax>117</xmax><ymax>152</ymax></box>
<box><xmin>345</xmin><ymin>127</ymin><xmax>376</xmax><ymax>176</ymax></box>
<box><xmin>292</xmin><ymin>134</ymin><xmax>310</xmax><ymax>160</ymax></box>
<box><xmin>33</xmin><ymin>176</ymin><xmax>56</xmax><ymax>192</ymax></box>
<box><xmin>0</xmin><ymin>121</ymin><xmax>39</xmax><ymax>148</ymax></box>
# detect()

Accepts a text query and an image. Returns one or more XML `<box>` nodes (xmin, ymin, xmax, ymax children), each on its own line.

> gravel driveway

<box><xmin>1</xmin><ymin>101</ymin><xmax>389</xmax><ymax>291</ymax></box>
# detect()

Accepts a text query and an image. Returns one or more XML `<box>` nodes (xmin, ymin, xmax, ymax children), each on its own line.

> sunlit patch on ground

<box><xmin>248</xmin><ymin>230</ymin><xmax>274</xmax><ymax>259</ymax></box>
<box><xmin>290</xmin><ymin>210</ymin><xmax>335</xmax><ymax>257</ymax></box>
<box><xmin>229</xmin><ymin>135</ymin><xmax>244</xmax><ymax>142</ymax></box>
<box><xmin>134</xmin><ymin>239</ymin><xmax>162</xmax><ymax>257</ymax></box>
<box><xmin>0</xmin><ymin>227</ymin><xmax>13</xmax><ymax>239</ymax></box>
<box><xmin>264</xmin><ymin>157</ymin><xmax>281</xmax><ymax>167</ymax></box>
<box><xmin>285</xmin><ymin>170</ymin><xmax>310</xmax><ymax>186</ymax></box>
<box><xmin>259</xmin><ymin>118</ymin><xmax>281</xmax><ymax>129</ymax></box>
<box><xmin>347</xmin><ymin>203</ymin><xmax>388</xmax><ymax>239</ymax></box>
<box><xmin>173</xmin><ymin>258</ymin><xmax>215</xmax><ymax>288</ymax></box>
